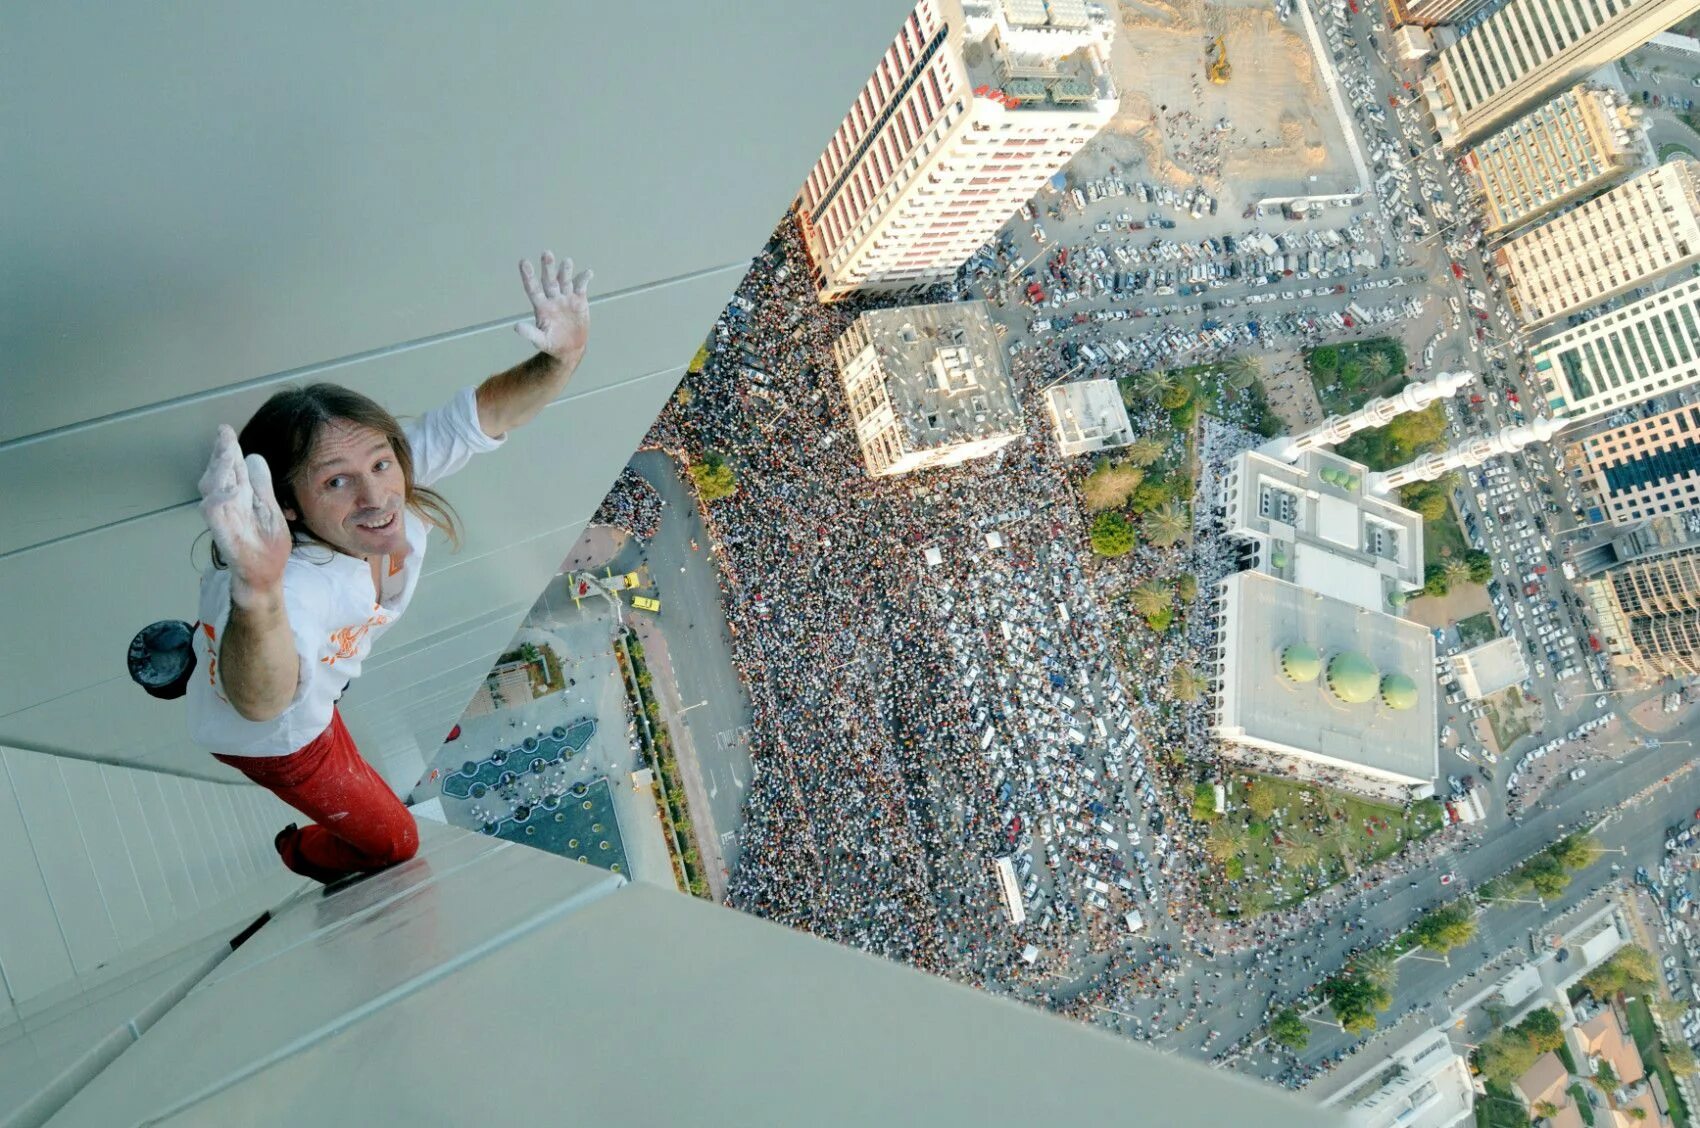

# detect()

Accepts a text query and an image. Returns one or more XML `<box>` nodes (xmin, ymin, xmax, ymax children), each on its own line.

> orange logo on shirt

<box><xmin>322</xmin><ymin>614</ymin><xmax>390</xmax><ymax>665</ymax></box>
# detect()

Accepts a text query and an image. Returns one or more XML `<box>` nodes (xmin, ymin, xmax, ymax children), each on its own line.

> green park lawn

<box><xmin>1306</xmin><ymin>338</ymin><xmax>1409</xmax><ymax>414</ymax></box>
<box><xmin>1627</xmin><ymin>997</ymin><xmax>1693</xmax><ymax>1128</ymax></box>
<box><xmin>1209</xmin><ymin>772</ymin><xmax>1445</xmax><ymax>915</ymax></box>
<box><xmin>1425</xmin><ymin>500</ymin><xmax>1470</xmax><ymax>568</ymax></box>
<box><xmin>1457</xmin><ymin>611</ymin><xmax>1498</xmax><ymax>648</ymax></box>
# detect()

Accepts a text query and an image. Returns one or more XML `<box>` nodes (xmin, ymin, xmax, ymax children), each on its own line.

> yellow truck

<box><xmin>631</xmin><ymin>596</ymin><xmax>662</xmax><ymax>613</ymax></box>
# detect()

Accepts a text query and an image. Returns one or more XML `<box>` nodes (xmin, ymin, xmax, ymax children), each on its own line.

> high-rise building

<box><xmin>797</xmin><ymin>0</ymin><xmax>1118</xmax><ymax>300</ymax></box>
<box><xmin>832</xmin><ymin>299</ymin><xmax>1025</xmax><ymax>476</ymax></box>
<box><xmin>1388</xmin><ymin>0</ymin><xmax>1495</xmax><ymax>30</ymax></box>
<box><xmin>1569</xmin><ymin>403</ymin><xmax>1700</xmax><ymax>525</ymax></box>
<box><xmin>1419</xmin><ymin>0</ymin><xmax>1700</xmax><ymax>147</ymax></box>
<box><xmin>1464</xmin><ymin>83</ymin><xmax>1647</xmax><ymax>236</ymax></box>
<box><xmin>1494</xmin><ymin>160</ymin><xmax>1700</xmax><ymax>327</ymax></box>
<box><xmin>1529</xmin><ymin>274</ymin><xmax>1700</xmax><ymax>420</ymax></box>
<box><xmin>1597</xmin><ymin>547</ymin><xmax>1700</xmax><ymax>675</ymax></box>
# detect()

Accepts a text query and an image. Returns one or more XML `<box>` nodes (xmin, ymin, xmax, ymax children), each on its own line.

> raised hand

<box><xmin>198</xmin><ymin>426</ymin><xmax>293</xmax><ymax>605</ymax></box>
<box><xmin>514</xmin><ymin>250</ymin><xmax>592</xmax><ymax>361</ymax></box>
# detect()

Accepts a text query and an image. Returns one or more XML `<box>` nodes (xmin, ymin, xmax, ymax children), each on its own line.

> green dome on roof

<box><xmin>1279</xmin><ymin>642</ymin><xmax>1322</xmax><ymax>682</ymax></box>
<box><xmin>1325</xmin><ymin>651</ymin><xmax>1380</xmax><ymax>704</ymax></box>
<box><xmin>1380</xmin><ymin>673</ymin><xmax>1419</xmax><ymax>711</ymax></box>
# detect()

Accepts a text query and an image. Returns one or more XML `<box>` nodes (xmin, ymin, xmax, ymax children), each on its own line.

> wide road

<box><xmin>607</xmin><ymin>451</ymin><xmax>756</xmax><ymax>879</ymax></box>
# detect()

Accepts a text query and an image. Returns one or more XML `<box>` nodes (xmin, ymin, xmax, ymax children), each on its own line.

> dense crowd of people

<box><xmin>631</xmin><ymin>215</ymin><xmax>1476</xmax><ymax>1085</ymax></box>
<box><xmin>590</xmin><ymin>467</ymin><xmax>665</xmax><ymax>541</ymax></box>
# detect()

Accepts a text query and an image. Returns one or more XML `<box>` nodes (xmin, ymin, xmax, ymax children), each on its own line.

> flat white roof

<box><xmin>1453</xmin><ymin>636</ymin><xmax>1529</xmax><ymax>699</ymax></box>
<box><xmin>1215</xmin><ymin>572</ymin><xmax>1438</xmax><ymax>786</ymax></box>
<box><xmin>1293</xmin><ymin>545</ymin><xmax>1386</xmax><ymax>614</ymax></box>
<box><xmin>1316</xmin><ymin>493</ymin><xmax>1359</xmax><ymax>549</ymax></box>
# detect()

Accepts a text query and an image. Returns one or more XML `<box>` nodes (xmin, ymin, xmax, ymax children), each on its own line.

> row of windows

<box><xmin>1448</xmin><ymin>0</ymin><xmax>1620</xmax><ymax>112</ymax></box>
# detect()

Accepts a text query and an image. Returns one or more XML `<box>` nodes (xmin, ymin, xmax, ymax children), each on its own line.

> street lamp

<box><xmin>679</xmin><ymin>699</ymin><xmax>710</xmax><ymax>716</ymax></box>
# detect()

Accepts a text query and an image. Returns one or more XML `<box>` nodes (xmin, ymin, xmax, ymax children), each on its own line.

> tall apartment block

<box><xmin>1569</xmin><ymin>403</ymin><xmax>1700</xmax><ymax>524</ymax></box>
<box><xmin>1599</xmin><ymin>548</ymin><xmax>1700</xmax><ymax>675</ymax></box>
<box><xmin>1419</xmin><ymin>0</ymin><xmax>1700</xmax><ymax>148</ymax></box>
<box><xmin>1531</xmin><ymin>274</ymin><xmax>1700</xmax><ymax>419</ymax></box>
<box><xmin>1464</xmin><ymin>83</ymin><xmax>1647</xmax><ymax>236</ymax></box>
<box><xmin>1388</xmin><ymin>0</ymin><xmax>1495</xmax><ymax>29</ymax></box>
<box><xmin>797</xmin><ymin>0</ymin><xmax>1118</xmax><ymax>301</ymax></box>
<box><xmin>1494</xmin><ymin>160</ymin><xmax>1700</xmax><ymax>327</ymax></box>
<box><xmin>832</xmin><ymin>299</ymin><xmax>1025</xmax><ymax>476</ymax></box>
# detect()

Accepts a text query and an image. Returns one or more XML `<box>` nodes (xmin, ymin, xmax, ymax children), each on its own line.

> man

<box><xmin>187</xmin><ymin>252</ymin><xmax>591</xmax><ymax>884</ymax></box>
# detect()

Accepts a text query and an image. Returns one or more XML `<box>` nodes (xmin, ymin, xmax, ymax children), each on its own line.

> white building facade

<box><xmin>1494</xmin><ymin>160</ymin><xmax>1700</xmax><ymax>326</ymax></box>
<box><xmin>1420</xmin><ymin>0</ymin><xmax>1700</xmax><ymax>148</ymax></box>
<box><xmin>797</xmin><ymin>0</ymin><xmax>1118</xmax><ymax>300</ymax></box>
<box><xmin>1465</xmin><ymin>83</ymin><xmax>1647</xmax><ymax>236</ymax></box>
<box><xmin>1530</xmin><ymin>273</ymin><xmax>1700</xmax><ymax>419</ymax></box>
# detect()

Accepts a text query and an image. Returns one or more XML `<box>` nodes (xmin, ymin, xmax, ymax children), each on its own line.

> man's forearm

<box><xmin>476</xmin><ymin>349</ymin><xmax>583</xmax><ymax>439</ymax></box>
<box><xmin>219</xmin><ymin>588</ymin><xmax>301</xmax><ymax>723</ymax></box>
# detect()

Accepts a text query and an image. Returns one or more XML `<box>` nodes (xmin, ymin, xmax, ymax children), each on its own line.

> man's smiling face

<box><xmin>283</xmin><ymin>418</ymin><xmax>409</xmax><ymax>559</ymax></box>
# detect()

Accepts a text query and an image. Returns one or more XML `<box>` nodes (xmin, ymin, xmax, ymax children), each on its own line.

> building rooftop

<box><xmin>958</xmin><ymin>0</ymin><xmax>1117</xmax><ymax>113</ymax></box>
<box><xmin>1514</xmin><ymin>1051</ymin><xmax>1571</xmax><ymax>1109</ymax></box>
<box><xmin>850</xmin><ymin>300</ymin><xmax>1024</xmax><ymax>452</ymax></box>
<box><xmin>1224</xmin><ymin>448</ymin><xmax>1427</xmax><ymax>609</ymax></box>
<box><xmin>1216</xmin><ymin>571</ymin><xmax>1439</xmax><ymax>785</ymax></box>
<box><xmin>1450</xmin><ymin>636</ymin><xmax>1530</xmax><ymax>699</ymax></box>
<box><xmin>1044</xmin><ymin>378</ymin><xmax>1134</xmax><ymax>455</ymax></box>
<box><xmin>1575</xmin><ymin>1008</ymin><xmax>1646</xmax><ymax>1087</ymax></box>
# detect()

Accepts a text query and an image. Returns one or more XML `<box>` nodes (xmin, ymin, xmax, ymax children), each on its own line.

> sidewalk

<box><xmin>631</xmin><ymin>621</ymin><xmax>729</xmax><ymax>902</ymax></box>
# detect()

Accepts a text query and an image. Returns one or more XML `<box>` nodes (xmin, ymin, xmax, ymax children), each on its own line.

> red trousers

<box><xmin>215</xmin><ymin>708</ymin><xmax>419</xmax><ymax>884</ymax></box>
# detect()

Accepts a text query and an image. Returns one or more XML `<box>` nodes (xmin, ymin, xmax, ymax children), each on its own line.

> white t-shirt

<box><xmin>187</xmin><ymin>386</ymin><xmax>504</xmax><ymax>757</ymax></box>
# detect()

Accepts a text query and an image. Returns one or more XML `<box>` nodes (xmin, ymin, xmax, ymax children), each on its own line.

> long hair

<box><xmin>209</xmin><ymin>383</ymin><xmax>463</xmax><ymax>569</ymax></box>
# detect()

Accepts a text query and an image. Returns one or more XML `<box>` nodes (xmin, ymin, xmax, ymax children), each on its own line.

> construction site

<box><xmin>1063</xmin><ymin>0</ymin><xmax>1359</xmax><ymax>210</ymax></box>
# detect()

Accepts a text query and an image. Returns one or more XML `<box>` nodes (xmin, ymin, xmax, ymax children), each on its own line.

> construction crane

<box><xmin>1207</xmin><ymin>35</ymin><xmax>1231</xmax><ymax>84</ymax></box>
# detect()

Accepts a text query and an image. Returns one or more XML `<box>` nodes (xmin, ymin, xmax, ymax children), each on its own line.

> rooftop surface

<box><xmin>850</xmin><ymin>300</ymin><xmax>1025</xmax><ymax>448</ymax></box>
<box><xmin>958</xmin><ymin>0</ymin><xmax>1117</xmax><ymax>113</ymax></box>
<box><xmin>1225</xmin><ymin>448</ymin><xmax>1427</xmax><ymax>605</ymax></box>
<box><xmin>1044</xmin><ymin>378</ymin><xmax>1134</xmax><ymax>453</ymax></box>
<box><xmin>1216</xmin><ymin>571</ymin><xmax>1438</xmax><ymax>785</ymax></box>
<box><xmin>1451</xmin><ymin>636</ymin><xmax>1530</xmax><ymax>699</ymax></box>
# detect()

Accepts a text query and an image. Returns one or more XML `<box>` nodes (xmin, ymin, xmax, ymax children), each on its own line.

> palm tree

<box><xmin>1132</xmin><ymin>368</ymin><xmax>1176</xmax><ymax>402</ymax></box>
<box><xmin>1171</xmin><ymin>663</ymin><xmax>1208</xmax><ymax>703</ymax></box>
<box><xmin>1355</xmin><ymin>947</ymin><xmax>1397</xmax><ymax>989</ymax></box>
<box><xmin>1442</xmin><ymin>557</ymin><xmax>1472</xmax><ymax>589</ymax></box>
<box><xmin>1365</xmin><ymin>351</ymin><xmax>1394</xmax><ymax>380</ymax></box>
<box><xmin>1130</xmin><ymin>581</ymin><xmax>1173</xmax><ymax>619</ymax></box>
<box><xmin>1124</xmin><ymin>436</ymin><xmax>1167</xmax><ymax>467</ymax></box>
<box><xmin>1206</xmin><ymin>821</ymin><xmax>1247</xmax><ymax>864</ymax></box>
<box><xmin>1223</xmin><ymin>353</ymin><xmax>1260</xmax><ymax>391</ymax></box>
<box><xmin>1145</xmin><ymin>500</ymin><xmax>1190</xmax><ymax>548</ymax></box>
<box><xmin>1277</xmin><ymin>838</ymin><xmax>1321</xmax><ymax>871</ymax></box>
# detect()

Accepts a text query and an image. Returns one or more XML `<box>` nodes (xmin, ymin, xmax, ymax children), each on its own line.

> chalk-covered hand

<box><xmin>514</xmin><ymin>250</ymin><xmax>592</xmax><ymax>361</ymax></box>
<box><xmin>198</xmin><ymin>426</ymin><xmax>292</xmax><ymax>605</ymax></box>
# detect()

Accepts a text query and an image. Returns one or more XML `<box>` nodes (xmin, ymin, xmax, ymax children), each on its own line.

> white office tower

<box><xmin>1494</xmin><ymin>160</ymin><xmax>1700</xmax><ymax>327</ymax></box>
<box><xmin>797</xmin><ymin>0</ymin><xmax>1118</xmax><ymax>301</ymax></box>
<box><xmin>1465</xmin><ymin>83</ymin><xmax>1648</xmax><ymax>236</ymax></box>
<box><xmin>1530</xmin><ymin>274</ymin><xmax>1700</xmax><ymax>420</ymax></box>
<box><xmin>1420</xmin><ymin>0</ymin><xmax>1700</xmax><ymax>148</ymax></box>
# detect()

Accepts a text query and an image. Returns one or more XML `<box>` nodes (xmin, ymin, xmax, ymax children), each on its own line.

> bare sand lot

<box><xmin>1066</xmin><ymin>0</ymin><xmax>1355</xmax><ymax>208</ymax></box>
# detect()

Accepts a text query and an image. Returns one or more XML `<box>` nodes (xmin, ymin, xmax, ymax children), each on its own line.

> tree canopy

<box><xmin>1089</xmin><ymin>511</ymin><xmax>1137</xmax><ymax>557</ymax></box>
<box><xmin>1411</xmin><ymin>904</ymin><xmax>1476</xmax><ymax>953</ymax></box>
<box><xmin>1580</xmin><ymin>946</ymin><xmax>1656</xmax><ymax>1000</ymax></box>
<box><xmin>1324</xmin><ymin>970</ymin><xmax>1392</xmax><ymax>1034</ymax></box>
<box><xmin>689</xmin><ymin>451</ymin><xmax>738</xmax><ymax>501</ymax></box>
<box><xmin>1268</xmin><ymin>1008</ymin><xmax>1309</xmax><ymax>1051</ymax></box>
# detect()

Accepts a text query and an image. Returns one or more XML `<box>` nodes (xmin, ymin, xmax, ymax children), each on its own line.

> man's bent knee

<box><xmin>386</xmin><ymin>812</ymin><xmax>420</xmax><ymax>866</ymax></box>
